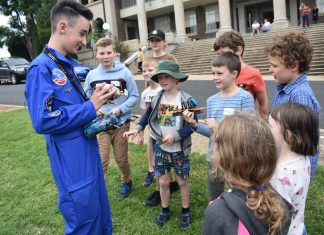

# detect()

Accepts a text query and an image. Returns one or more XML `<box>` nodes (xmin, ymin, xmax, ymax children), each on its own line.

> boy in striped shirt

<box><xmin>183</xmin><ymin>51</ymin><xmax>254</xmax><ymax>202</ymax></box>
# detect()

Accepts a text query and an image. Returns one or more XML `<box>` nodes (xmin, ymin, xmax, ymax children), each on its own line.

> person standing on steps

<box><xmin>137</xmin><ymin>48</ymin><xmax>144</xmax><ymax>72</ymax></box>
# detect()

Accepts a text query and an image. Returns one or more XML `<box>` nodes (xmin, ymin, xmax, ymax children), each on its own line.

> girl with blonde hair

<box><xmin>202</xmin><ymin>113</ymin><xmax>292</xmax><ymax>235</ymax></box>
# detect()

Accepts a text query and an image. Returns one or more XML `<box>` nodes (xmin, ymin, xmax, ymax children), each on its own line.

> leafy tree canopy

<box><xmin>0</xmin><ymin>0</ymin><xmax>56</xmax><ymax>59</ymax></box>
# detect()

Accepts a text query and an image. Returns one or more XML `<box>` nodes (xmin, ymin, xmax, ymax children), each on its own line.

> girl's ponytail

<box><xmin>247</xmin><ymin>186</ymin><xmax>289</xmax><ymax>235</ymax></box>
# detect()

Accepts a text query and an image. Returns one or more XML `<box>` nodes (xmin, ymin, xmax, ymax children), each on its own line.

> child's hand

<box><xmin>110</xmin><ymin>108</ymin><xmax>122</xmax><ymax>115</ymax></box>
<box><xmin>206</xmin><ymin>118</ymin><xmax>218</xmax><ymax>129</ymax></box>
<box><xmin>183</xmin><ymin>109</ymin><xmax>198</xmax><ymax>128</ymax></box>
<box><xmin>162</xmin><ymin>135</ymin><xmax>175</xmax><ymax>145</ymax></box>
<box><xmin>123</xmin><ymin>129</ymin><xmax>139</xmax><ymax>140</ymax></box>
<box><xmin>137</xmin><ymin>131</ymin><xmax>144</xmax><ymax>146</ymax></box>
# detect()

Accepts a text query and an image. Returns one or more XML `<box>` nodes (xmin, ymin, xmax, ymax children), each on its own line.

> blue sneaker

<box><xmin>156</xmin><ymin>211</ymin><xmax>171</xmax><ymax>228</ymax></box>
<box><xmin>143</xmin><ymin>171</ymin><xmax>155</xmax><ymax>186</ymax></box>
<box><xmin>180</xmin><ymin>211</ymin><xmax>192</xmax><ymax>229</ymax></box>
<box><xmin>119</xmin><ymin>181</ymin><xmax>134</xmax><ymax>198</ymax></box>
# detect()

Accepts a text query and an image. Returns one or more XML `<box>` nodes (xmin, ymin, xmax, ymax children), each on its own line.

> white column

<box><xmin>237</xmin><ymin>4</ymin><xmax>246</xmax><ymax>33</ymax></box>
<box><xmin>174</xmin><ymin>0</ymin><xmax>189</xmax><ymax>43</ymax></box>
<box><xmin>216</xmin><ymin>0</ymin><xmax>233</xmax><ymax>37</ymax></box>
<box><xmin>137</xmin><ymin>0</ymin><xmax>148</xmax><ymax>46</ymax></box>
<box><xmin>104</xmin><ymin>0</ymin><xmax>119</xmax><ymax>40</ymax></box>
<box><xmin>271</xmin><ymin>0</ymin><xmax>290</xmax><ymax>30</ymax></box>
<box><xmin>289</xmin><ymin>0</ymin><xmax>298</xmax><ymax>26</ymax></box>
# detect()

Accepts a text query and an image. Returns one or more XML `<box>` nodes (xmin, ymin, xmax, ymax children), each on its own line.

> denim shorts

<box><xmin>152</xmin><ymin>140</ymin><xmax>190</xmax><ymax>179</ymax></box>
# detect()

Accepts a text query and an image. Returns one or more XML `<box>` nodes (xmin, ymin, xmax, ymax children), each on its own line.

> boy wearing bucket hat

<box><xmin>144</xmin><ymin>29</ymin><xmax>180</xmax><ymax>209</ymax></box>
<box><xmin>124</xmin><ymin>60</ymin><xmax>199</xmax><ymax>229</ymax></box>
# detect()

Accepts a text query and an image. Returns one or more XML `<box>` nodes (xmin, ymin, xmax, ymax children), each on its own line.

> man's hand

<box><xmin>162</xmin><ymin>135</ymin><xmax>175</xmax><ymax>145</ymax></box>
<box><xmin>96</xmin><ymin>109</ymin><xmax>104</xmax><ymax>118</ymax></box>
<box><xmin>90</xmin><ymin>83</ymin><xmax>118</xmax><ymax>111</ymax></box>
<box><xmin>182</xmin><ymin>109</ymin><xmax>198</xmax><ymax>128</ymax></box>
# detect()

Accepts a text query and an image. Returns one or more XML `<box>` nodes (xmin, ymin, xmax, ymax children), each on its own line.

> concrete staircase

<box><xmin>173</xmin><ymin>23</ymin><xmax>324</xmax><ymax>76</ymax></box>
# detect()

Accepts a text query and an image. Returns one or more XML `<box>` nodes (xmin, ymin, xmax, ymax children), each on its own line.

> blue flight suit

<box><xmin>25</xmin><ymin>46</ymin><xmax>112</xmax><ymax>235</ymax></box>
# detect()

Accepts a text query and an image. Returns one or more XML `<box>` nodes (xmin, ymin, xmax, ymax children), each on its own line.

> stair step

<box><xmin>172</xmin><ymin>23</ymin><xmax>324</xmax><ymax>76</ymax></box>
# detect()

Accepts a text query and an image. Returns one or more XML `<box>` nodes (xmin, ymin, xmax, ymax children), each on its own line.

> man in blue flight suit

<box><xmin>25</xmin><ymin>1</ymin><xmax>114</xmax><ymax>234</ymax></box>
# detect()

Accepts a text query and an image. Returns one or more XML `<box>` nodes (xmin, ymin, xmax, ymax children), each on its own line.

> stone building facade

<box><xmin>79</xmin><ymin>0</ymin><xmax>322</xmax><ymax>44</ymax></box>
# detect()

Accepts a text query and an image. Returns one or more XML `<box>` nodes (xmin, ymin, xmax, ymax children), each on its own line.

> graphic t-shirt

<box><xmin>140</xmin><ymin>86</ymin><xmax>162</xmax><ymax>109</ymax></box>
<box><xmin>270</xmin><ymin>156</ymin><xmax>310</xmax><ymax>235</ymax></box>
<box><xmin>158</xmin><ymin>92</ymin><xmax>183</xmax><ymax>152</ymax></box>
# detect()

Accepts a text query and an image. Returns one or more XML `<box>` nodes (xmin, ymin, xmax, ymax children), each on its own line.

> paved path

<box><xmin>1</xmin><ymin>74</ymin><xmax>323</xmax><ymax>165</ymax></box>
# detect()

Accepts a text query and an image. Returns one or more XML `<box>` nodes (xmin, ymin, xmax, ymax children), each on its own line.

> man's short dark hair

<box><xmin>50</xmin><ymin>0</ymin><xmax>93</xmax><ymax>32</ymax></box>
<box><xmin>212</xmin><ymin>51</ymin><xmax>241</xmax><ymax>77</ymax></box>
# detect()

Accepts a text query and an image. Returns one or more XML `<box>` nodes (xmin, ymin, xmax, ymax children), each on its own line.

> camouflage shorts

<box><xmin>153</xmin><ymin>141</ymin><xmax>190</xmax><ymax>179</ymax></box>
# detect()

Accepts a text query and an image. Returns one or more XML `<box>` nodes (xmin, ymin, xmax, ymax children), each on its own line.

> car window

<box><xmin>6</xmin><ymin>58</ymin><xmax>30</xmax><ymax>66</ymax></box>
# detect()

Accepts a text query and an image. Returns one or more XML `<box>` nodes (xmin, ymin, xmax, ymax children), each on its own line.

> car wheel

<box><xmin>11</xmin><ymin>74</ymin><xmax>18</xmax><ymax>85</ymax></box>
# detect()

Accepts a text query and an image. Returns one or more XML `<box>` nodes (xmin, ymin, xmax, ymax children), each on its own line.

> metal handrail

<box><xmin>123</xmin><ymin>46</ymin><xmax>148</xmax><ymax>66</ymax></box>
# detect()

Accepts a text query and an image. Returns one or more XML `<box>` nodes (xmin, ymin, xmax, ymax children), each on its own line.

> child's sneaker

<box><xmin>143</xmin><ymin>190</ymin><xmax>161</xmax><ymax>207</ymax></box>
<box><xmin>119</xmin><ymin>181</ymin><xmax>134</xmax><ymax>198</ymax></box>
<box><xmin>169</xmin><ymin>181</ymin><xmax>180</xmax><ymax>194</ymax></box>
<box><xmin>143</xmin><ymin>171</ymin><xmax>155</xmax><ymax>186</ymax></box>
<box><xmin>180</xmin><ymin>211</ymin><xmax>192</xmax><ymax>229</ymax></box>
<box><xmin>155</xmin><ymin>211</ymin><xmax>171</xmax><ymax>228</ymax></box>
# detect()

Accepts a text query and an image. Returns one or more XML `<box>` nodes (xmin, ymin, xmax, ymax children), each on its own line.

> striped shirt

<box><xmin>196</xmin><ymin>89</ymin><xmax>254</xmax><ymax>161</ymax></box>
<box><xmin>272</xmin><ymin>74</ymin><xmax>321</xmax><ymax>179</ymax></box>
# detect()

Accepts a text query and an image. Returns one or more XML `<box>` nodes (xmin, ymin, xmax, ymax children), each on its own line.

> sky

<box><xmin>0</xmin><ymin>14</ymin><xmax>11</xmax><ymax>58</ymax></box>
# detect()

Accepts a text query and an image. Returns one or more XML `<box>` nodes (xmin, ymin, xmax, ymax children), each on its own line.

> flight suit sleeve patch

<box><xmin>52</xmin><ymin>68</ymin><xmax>67</xmax><ymax>86</ymax></box>
<box><xmin>45</xmin><ymin>96</ymin><xmax>53</xmax><ymax>112</ymax></box>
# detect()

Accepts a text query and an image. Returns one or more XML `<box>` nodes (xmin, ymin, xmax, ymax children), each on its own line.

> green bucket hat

<box><xmin>151</xmin><ymin>60</ymin><xmax>189</xmax><ymax>83</ymax></box>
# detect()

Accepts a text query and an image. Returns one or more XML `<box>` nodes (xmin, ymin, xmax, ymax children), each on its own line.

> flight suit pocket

<box><xmin>67</xmin><ymin>178</ymin><xmax>100</xmax><ymax>224</ymax></box>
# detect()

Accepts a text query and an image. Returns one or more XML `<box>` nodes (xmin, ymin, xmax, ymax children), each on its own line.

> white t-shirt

<box><xmin>140</xmin><ymin>86</ymin><xmax>162</xmax><ymax>109</ymax></box>
<box><xmin>252</xmin><ymin>22</ymin><xmax>260</xmax><ymax>29</ymax></box>
<box><xmin>158</xmin><ymin>92</ymin><xmax>183</xmax><ymax>152</ymax></box>
<box><xmin>263</xmin><ymin>21</ymin><xmax>271</xmax><ymax>30</ymax></box>
<box><xmin>270</xmin><ymin>155</ymin><xmax>311</xmax><ymax>235</ymax></box>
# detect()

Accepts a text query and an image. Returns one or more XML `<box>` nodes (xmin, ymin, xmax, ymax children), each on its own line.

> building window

<box><xmin>205</xmin><ymin>4</ymin><xmax>220</xmax><ymax>31</ymax></box>
<box><xmin>317</xmin><ymin>0</ymin><xmax>324</xmax><ymax>12</ymax></box>
<box><xmin>154</xmin><ymin>15</ymin><xmax>171</xmax><ymax>32</ymax></box>
<box><xmin>185</xmin><ymin>9</ymin><xmax>197</xmax><ymax>34</ymax></box>
<box><xmin>121</xmin><ymin>0</ymin><xmax>137</xmax><ymax>9</ymax></box>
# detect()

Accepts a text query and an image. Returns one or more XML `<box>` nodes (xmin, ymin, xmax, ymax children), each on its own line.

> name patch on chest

<box><xmin>52</xmin><ymin>68</ymin><xmax>67</xmax><ymax>86</ymax></box>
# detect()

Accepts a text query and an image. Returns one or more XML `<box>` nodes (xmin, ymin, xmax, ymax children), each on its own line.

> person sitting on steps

<box><xmin>251</xmin><ymin>20</ymin><xmax>260</xmax><ymax>36</ymax></box>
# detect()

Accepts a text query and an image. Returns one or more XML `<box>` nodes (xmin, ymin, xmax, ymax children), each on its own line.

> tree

<box><xmin>87</xmin><ymin>17</ymin><xmax>105</xmax><ymax>45</ymax></box>
<box><xmin>0</xmin><ymin>26</ymin><xmax>10</xmax><ymax>48</ymax></box>
<box><xmin>0</xmin><ymin>0</ymin><xmax>55</xmax><ymax>59</ymax></box>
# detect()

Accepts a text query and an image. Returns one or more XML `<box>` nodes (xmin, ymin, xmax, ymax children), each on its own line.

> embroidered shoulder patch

<box><xmin>52</xmin><ymin>68</ymin><xmax>67</xmax><ymax>86</ymax></box>
<box><xmin>48</xmin><ymin>110</ymin><xmax>61</xmax><ymax>117</ymax></box>
<box><xmin>45</xmin><ymin>96</ymin><xmax>53</xmax><ymax>112</ymax></box>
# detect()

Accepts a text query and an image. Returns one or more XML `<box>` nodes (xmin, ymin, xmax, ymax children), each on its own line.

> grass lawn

<box><xmin>0</xmin><ymin>108</ymin><xmax>323</xmax><ymax>235</ymax></box>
